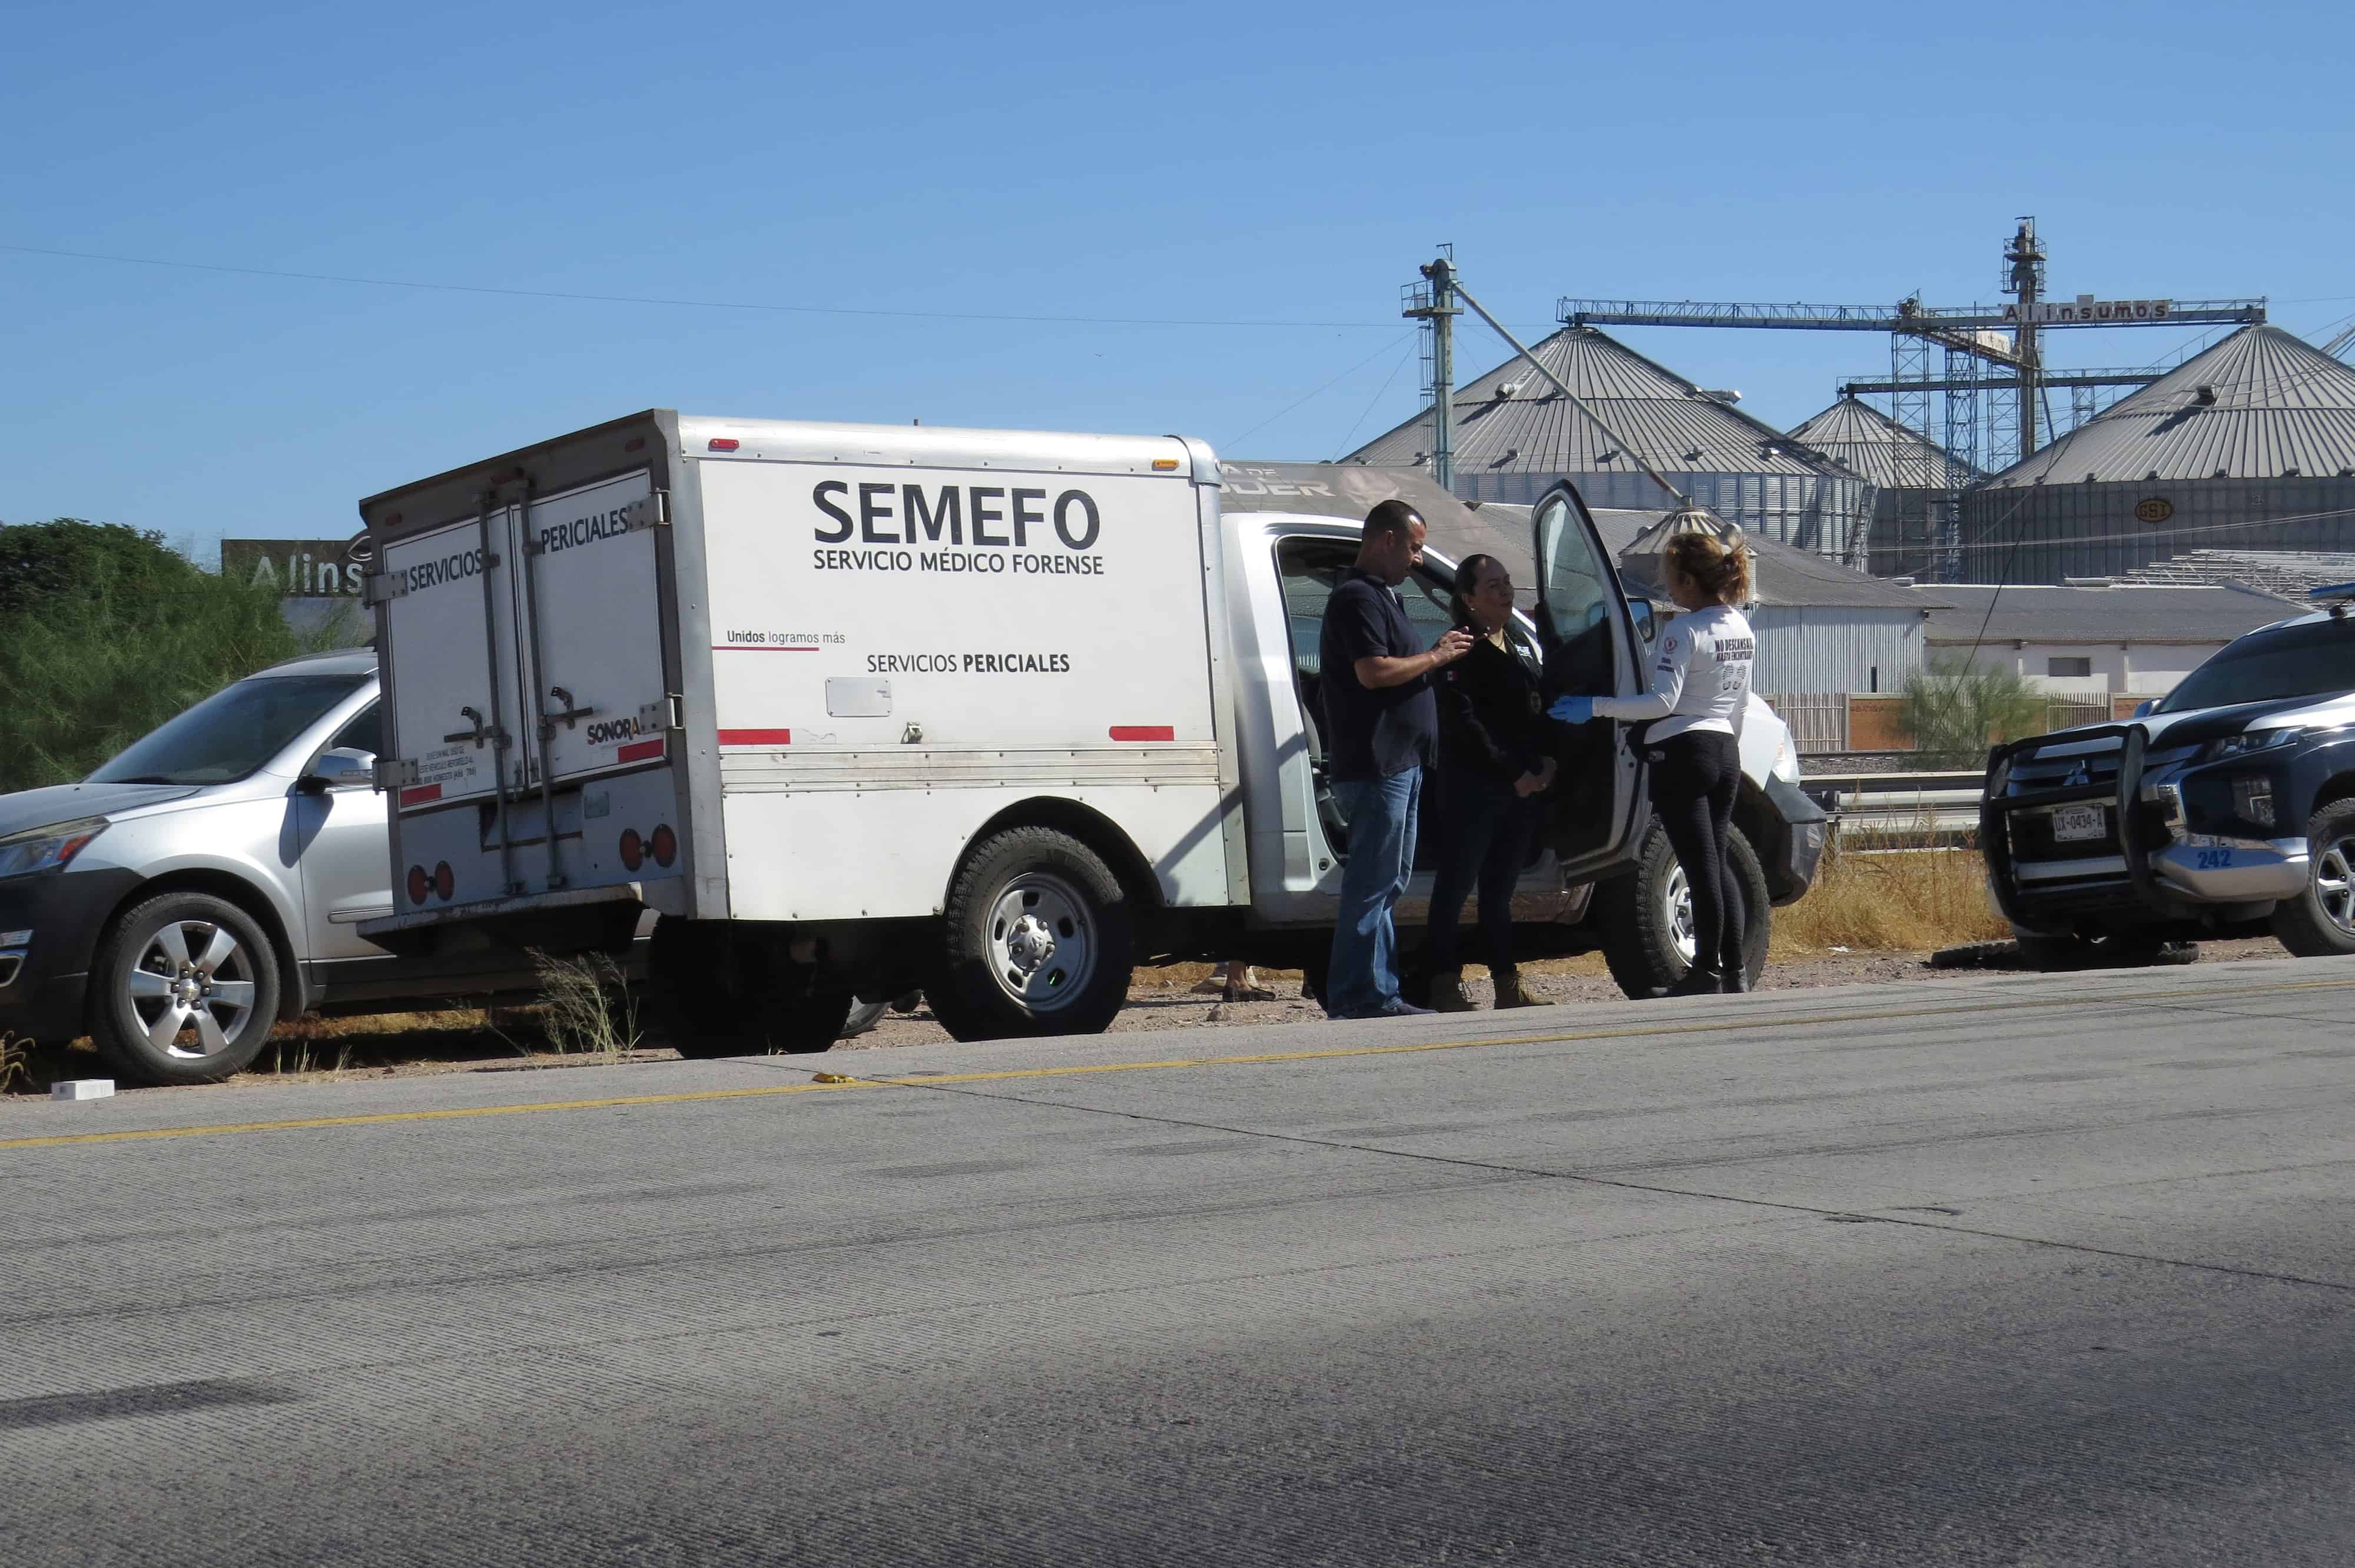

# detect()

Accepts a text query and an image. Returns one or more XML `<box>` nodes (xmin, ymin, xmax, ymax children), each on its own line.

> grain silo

<box><xmin>1345</xmin><ymin>325</ymin><xmax>1876</xmax><ymax>566</ymax></box>
<box><xmin>1786</xmin><ymin>395</ymin><xmax>1983</xmax><ymax>579</ymax></box>
<box><xmin>1958</xmin><ymin>325</ymin><xmax>2355</xmax><ymax>583</ymax></box>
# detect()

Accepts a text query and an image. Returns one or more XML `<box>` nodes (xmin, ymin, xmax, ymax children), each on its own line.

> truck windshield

<box><xmin>88</xmin><ymin>673</ymin><xmax>371</xmax><ymax>785</ymax></box>
<box><xmin>2154</xmin><ymin>620</ymin><xmax>2355</xmax><ymax>715</ymax></box>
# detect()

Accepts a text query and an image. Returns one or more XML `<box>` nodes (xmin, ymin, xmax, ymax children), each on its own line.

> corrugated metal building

<box><xmin>1786</xmin><ymin>395</ymin><xmax>1982</xmax><ymax>579</ymax></box>
<box><xmin>1959</xmin><ymin>325</ymin><xmax>2355</xmax><ymax>583</ymax></box>
<box><xmin>1344</xmin><ymin>326</ymin><xmax>1876</xmax><ymax>566</ymax></box>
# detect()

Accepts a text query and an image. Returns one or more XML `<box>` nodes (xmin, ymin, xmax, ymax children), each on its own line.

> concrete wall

<box><xmin>1928</xmin><ymin>639</ymin><xmax>2224</xmax><ymax>696</ymax></box>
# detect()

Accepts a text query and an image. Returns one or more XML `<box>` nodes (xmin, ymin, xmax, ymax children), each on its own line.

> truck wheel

<box><xmin>89</xmin><ymin>892</ymin><xmax>283</xmax><ymax>1087</ymax></box>
<box><xmin>648</xmin><ymin>919</ymin><xmax>855</xmax><ymax>1058</ymax></box>
<box><xmin>928</xmin><ymin>828</ymin><xmax>1135</xmax><ymax>1041</ymax></box>
<box><xmin>2271</xmin><ymin>798</ymin><xmax>2355</xmax><ymax>957</ymax></box>
<box><xmin>1598</xmin><ymin>820</ymin><xmax>1770</xmax><ymax>1000</ymax></box>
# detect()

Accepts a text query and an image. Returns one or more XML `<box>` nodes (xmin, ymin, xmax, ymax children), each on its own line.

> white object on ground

<box><xmin>50</xmin><ymin>1079</ymin><xmax>115</xmax><ymax>1102</ymax></box>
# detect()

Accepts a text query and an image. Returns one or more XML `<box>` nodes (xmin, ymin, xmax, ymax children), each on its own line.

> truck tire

<box><xmin>2272</xmin><ymin>797</ymin><xmax>2355</xmax><ymax>957</ymax></box>
<box><xmin>648</xmin><ymin>919</ymin><xmax>855</xmax><ymax>1058</ymax></box>
<box><xmin>89</xmin><ymin>892</ymin><xmax>283</xmax><ymax>1087</ymax></box>
<box><xmin>928</xmin><ymin>828</ymin><xmax>1135</xmax><ymax>1041</ymax></box>
<box><xmin>1597</xmin><ymin>820</ymin><xmax>1770</xmax><ymax>1000</ymax></box>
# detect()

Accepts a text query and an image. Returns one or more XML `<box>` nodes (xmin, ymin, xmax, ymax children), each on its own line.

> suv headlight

<box><xmin>2204</xmin><ymin>728</ymin><xmax>2300</xmax><ymax>762</ymax></box>
<box><xmin>0</xmin><ymin>818</ymin><xmax>108</xmax><ymax>879</ymax></box>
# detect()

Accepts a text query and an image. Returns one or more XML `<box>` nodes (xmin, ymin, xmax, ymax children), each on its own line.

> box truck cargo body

<box><xmin>361</xmin><ymin>412</ymin><xmax>1823</xmax><ymax>1046</ymax></box>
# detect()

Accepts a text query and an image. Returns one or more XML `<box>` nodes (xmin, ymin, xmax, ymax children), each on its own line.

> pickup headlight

<box><xmin>0</xmin><ymin>818</ymin><xmax>108</xmax><ymax>879</ymax></box>
<box><xmin>2204</xmin><ymin>728</ymin><xmax>2300</xmax><ymax>762</ymax></box>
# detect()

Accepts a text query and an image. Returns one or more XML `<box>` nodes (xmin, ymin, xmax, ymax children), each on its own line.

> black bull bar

<box><xmin>1981</xmin><ymin>723</ymin><xmax>2177</xmax><ymax>926</ymax></box>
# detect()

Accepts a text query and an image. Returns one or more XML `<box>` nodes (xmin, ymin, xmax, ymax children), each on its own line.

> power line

<box><xmin>0</xmin><ymin>241</ymin><xmax>1397</xmax><ymax>332</ymax></box>
<box><xmin>1222</xmin><ymin>333</ymin><xmax>1417</xmax><ymax>451</ymax></box>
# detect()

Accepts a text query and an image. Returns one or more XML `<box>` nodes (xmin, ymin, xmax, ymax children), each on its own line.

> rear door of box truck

<box><xmin>363</xmin><ymin>413</ymin><xmax>692</xmax><ymax>941</ymax></box>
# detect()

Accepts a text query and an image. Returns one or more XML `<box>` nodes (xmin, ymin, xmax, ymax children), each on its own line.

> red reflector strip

<box><xmin>399</xmin><ymin>783</ymin><xmax>443</xmax><ymax>807</ymax></box>
<box><xmin>616</xmin><ymin>738</ymin><xmax>666</xmax><ymax>763</ymax></box>
<box><xmin>1110</xmin><ymin>726</ymin><xmax>1175</xmax><ymax>742</ymax></box>
<box><xmin>717</xmin><ymin>729</ymin><xmax>791</xmax><ymax>746</ymax></box>
<box><xmin>707</xmin><ymin>437</ymin><xmax>739</xmax><ymax>451</ymax></box>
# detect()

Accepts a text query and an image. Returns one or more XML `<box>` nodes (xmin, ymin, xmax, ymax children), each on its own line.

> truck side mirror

<box><xmin>1627</xmin><ymin>597</ymin><xmax>1660</xmax><ymax>645</ymax></box>
<box><xmin>2132</xmin><ymin>700</ymin><xmax>2154</xmax><ymax>718</ymax></box>
<box><xmin>306</xmin><ymin>746</ymin><xmax>377</xmax><ymax>791</ymax></box>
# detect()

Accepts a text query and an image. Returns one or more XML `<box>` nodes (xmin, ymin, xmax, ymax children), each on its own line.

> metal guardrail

<box><xmin>1800</xmin><ymin>772</ymin><xmax>1983</xmax><ymax>843</ymax></box>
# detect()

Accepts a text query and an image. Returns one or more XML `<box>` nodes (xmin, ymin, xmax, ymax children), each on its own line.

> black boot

<box><xmin>1667</xmin><ymin>964</ymin><xmax>1722</xmax><ymax>998</ymax></box>
<box><xmin>1720</xmin><ymin>961</ymin><xmax>1752</xmax><ymax>995</ymax></box>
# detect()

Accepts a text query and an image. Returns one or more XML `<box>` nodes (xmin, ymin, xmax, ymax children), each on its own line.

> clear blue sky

<box><xmin>5</xmin><ymin>0</ymin><xmax>2351</xmax><ymax>561</ymax></box>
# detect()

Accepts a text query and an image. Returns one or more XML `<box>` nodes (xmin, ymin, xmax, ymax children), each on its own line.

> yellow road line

<box><xmin>5</xmin><ymin>974</ymin><xmax>2349</xmax><ymax>1153</ymax></box>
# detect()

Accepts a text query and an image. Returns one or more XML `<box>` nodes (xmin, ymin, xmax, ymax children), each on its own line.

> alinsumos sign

<box><xmin>221</xmin><ymin>533</ymin><xmax>373</xmax><ymax>596</ymax></box>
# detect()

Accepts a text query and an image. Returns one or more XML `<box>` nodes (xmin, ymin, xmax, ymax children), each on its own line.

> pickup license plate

<box><xmin>2051</xmin><ymin>804</ymin><xmax>2107</xmax><ymax>843</ymax></box>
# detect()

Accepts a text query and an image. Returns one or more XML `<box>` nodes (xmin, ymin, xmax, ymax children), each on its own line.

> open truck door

<box><xmin>1528</xmin><ymin>480</ymin><xmax>1648</xmax><ymax>881</ymax></box>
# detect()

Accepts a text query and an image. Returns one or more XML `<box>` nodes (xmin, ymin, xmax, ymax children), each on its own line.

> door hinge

<box><xmin>643</xmin><ymin>696</ymin><xmax>683</xmax><ymax>733</ymax></box>
<box><xmin>625</xmin><ymin>491</ymin><xmax>670</xmax><ymax>532</ymax></box>
<box><xmin>372</xmin><ymin>758</ymin><xmax>420</xmax><ymax>791</ymax></box>
<box><xmin>361</xmin><ymin>570</ymin><xmax>407</xmax><ymax>606</ymax></box>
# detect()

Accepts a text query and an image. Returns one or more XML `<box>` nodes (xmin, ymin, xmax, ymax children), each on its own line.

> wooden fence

<box><xmin>1759</xmin><ymin>693</ymin><xmax>2160</xmax><ymax>755</ymax></box>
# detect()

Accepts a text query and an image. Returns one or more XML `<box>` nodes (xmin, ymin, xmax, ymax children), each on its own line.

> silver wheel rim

<box><xmin>2316</xmin><ymin>835</ymin><xmax>2355</xmax><ymax>936</ymax></box>
<box><xmin>1663</xmin><ymin>862</ymin><xmax>1698</xmax><ymax>965</ymax></box>
<box><xmin>126</xmin><ymin>919</ymin><xmax>257</xmax><ymax>1059</ymax></box>
<box><xmin>987</xmin><ymin>872</ymin><xmax>1096</xmax><ymax>1012</ymax></box>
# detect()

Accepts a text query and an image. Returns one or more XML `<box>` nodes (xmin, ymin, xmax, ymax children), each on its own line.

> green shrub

<box><xmin>0</xmin><ymin>520</ymin><xmax>338</xmax><ymax>794</ymax></box>
<box><xmin>1899</xmin><ymin>655</ymin><xmax>2049</xmax><ymax>768</ymax></box>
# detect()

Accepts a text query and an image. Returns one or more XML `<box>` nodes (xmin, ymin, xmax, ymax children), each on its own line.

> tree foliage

<box><xmin>0</xmin><ymin>520</ymin><xmax>352</xmax><ymax>794</ymax></box>
<box><xmin>1899</xmin><ymin>654</ymin><xmax>2049</xmax><ymax>768</ymax></box>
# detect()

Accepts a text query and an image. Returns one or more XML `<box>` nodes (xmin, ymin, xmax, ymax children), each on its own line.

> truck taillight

<box><xmin>619</xmin><ymin>829</ymin><xmax>644</xmax><ymax>872</ymax></box>
<box><xmin>708</xmin><ymin>437</ymin><xmax>739</xmax><ymax>452</ymax></box>
<box><xmin>651</xmin><ymin>825</ymin><xmax>677</xmax><ymax>868</ymax></box>
<box><xmin>406</xmin><ymin>865</ymin><xmax>429</xmax><ymax>905</ymax></box>
<box><xmin>433</xmin><ymin>862</ymin><xmax>455</xmax><ymax>901</ymax></box>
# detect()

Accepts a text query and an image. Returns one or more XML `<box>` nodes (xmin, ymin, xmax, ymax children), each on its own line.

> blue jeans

<box><xmin>1325</xmin><ymin>766</ymin><xmax>1422</xmax><ymax>1019</ymax></box>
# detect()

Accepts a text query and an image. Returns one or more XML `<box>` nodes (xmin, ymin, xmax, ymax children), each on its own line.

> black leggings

<box><xmin>1650</xmin><ymin>730</ymin><xmax>1742</xmax><ymax>976</ymax></box>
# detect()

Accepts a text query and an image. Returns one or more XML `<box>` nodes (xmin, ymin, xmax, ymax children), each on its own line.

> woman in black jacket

<box><xmin>1427</xmin><ymin>554</ymin><xmax>1555</xmax><ymax>1011</ymax></box>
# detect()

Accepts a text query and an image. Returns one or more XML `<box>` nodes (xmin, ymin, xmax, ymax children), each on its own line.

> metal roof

<box><xmin>1344</xmin><ymin>326</ymin><xmax>1860</xmax><ymax>484</ymax></box>
<box><xmin>2122</xmin><ymin>549</ymin><xmax>2355</xmax><ymax>599</ymax></box>
<box><xmin>1921</xmin><ymin>583</ymin><xmax>2295</xmax><ymax>645</ymax></box>
<box><xmin>1785</xmin><ymin>396</ymin><xmax>1982</xmax><ymax>491</ymax></box>
<box><xmin>1982</xmin><ymin>325</ymin><xmax>2355</xmax><ymax>487</ymax></box>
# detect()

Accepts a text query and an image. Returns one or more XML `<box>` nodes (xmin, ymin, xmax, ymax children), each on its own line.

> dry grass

<box><xmin>0</xmin><ymin>1033</ymin><xmax>32</xmax><ymax>1095</ymax></box>
<box><xmin>525</xmin><ymin>949</ymin><xmax>641</xmax><ymax>1061</ymax></box>
<box><xmin>1771</xmin><ymin>841</ymin><xmax>2008</xmax><ymax>958</ymax></box>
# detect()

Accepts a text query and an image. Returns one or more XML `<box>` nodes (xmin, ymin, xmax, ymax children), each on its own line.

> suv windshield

<box><xmin>2155</xmin><ymin>619</ymin><xmax>2355</xmax><ymax>714</ymax></box>
<box><xmin>88</xmin><ymin>673</ymin><xmax>370</xmax><ymax>785</ymax></box>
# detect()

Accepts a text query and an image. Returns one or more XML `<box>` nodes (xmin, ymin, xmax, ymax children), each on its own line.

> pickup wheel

<box><xmin>648</xmin><ymin>919</ymin><xmax>854</xmax><ymax>1058</ymax></box>
<box><xmin>89</xmin><ymin>892</ymin><xmax>283</xmax><ymax>1087</ymax></box>
<box><xmin>2271</xmin><ymin>798</ymin><xmax>2355</xmax><ymax>957</ymax></box>
<box><xmin>928</xmin><ymin>828</ymin><xmax>1135</xmax><ymax>1041</ymax></box>
<box><xmin>1597</xmin><ymin>819</ymin><xmax>1770</xmax><ymax>1000</ymax></box>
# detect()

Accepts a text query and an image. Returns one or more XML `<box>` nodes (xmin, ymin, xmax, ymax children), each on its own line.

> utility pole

<box><xmin>2006</xmin><ymin>216</ymin><xmax>2046</xmax><ymax>459</ymax></box>
<box><xmin>1402</xmin><ymin>250</ymin><xmax>1460</xmax><ymax>491</ymax></box>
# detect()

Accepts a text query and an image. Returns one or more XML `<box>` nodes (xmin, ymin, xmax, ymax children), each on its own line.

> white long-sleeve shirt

<box><xmin>1593</xmin><ymin>603</ymin><xmax>1754</xmax><ymax>741</ymax></box>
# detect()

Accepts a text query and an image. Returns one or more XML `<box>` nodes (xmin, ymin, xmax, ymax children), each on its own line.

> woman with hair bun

<box><xmin>1550</xmin><ymin>529</ymin><xmax>1758</xmax><ymax>995</ymax></box>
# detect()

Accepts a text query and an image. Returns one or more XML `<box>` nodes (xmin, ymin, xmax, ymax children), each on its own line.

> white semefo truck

<box><xmin>359</xmin><ymin>413</ymin><xmax>1824</xmax><ymax>1048</ymax></box>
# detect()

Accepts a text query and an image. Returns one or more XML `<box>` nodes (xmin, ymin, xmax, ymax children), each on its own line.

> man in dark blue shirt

<box><xmin>1318</xmin><ymin>499</ymin><xmax>1472</xmax><ymax>1019</ymax></box>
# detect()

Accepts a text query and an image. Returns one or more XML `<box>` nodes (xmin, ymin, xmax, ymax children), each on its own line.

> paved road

<box><xmin>4</xmin><ymin>959</ymin><xmax>2352</xmax><ymax>1565</ymax></box>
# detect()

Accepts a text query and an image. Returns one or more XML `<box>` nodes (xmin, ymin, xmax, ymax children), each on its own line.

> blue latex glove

<box><xmin>1548</xmin><ymin>695</ymin><xmax>1596</xmax><ymax>724</ymax></box>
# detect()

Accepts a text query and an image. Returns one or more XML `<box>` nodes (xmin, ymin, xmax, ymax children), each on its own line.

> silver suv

<box><xmin>0</xmin><ymin>650</ymin><xmax>884</xmax><ymax>1086</ymax></box>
